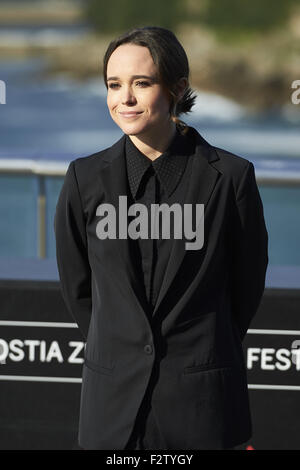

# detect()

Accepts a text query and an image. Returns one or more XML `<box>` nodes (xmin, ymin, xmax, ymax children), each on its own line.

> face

<box><xmin>106</xmin><ymin>44</ymin><xmax>172</xmax><ymax>139</ymax></box>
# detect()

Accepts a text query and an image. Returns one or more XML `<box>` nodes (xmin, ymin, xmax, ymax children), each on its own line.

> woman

<box><xmin>54</xmin><ymin>26</ymin><xmax>268</xmax><ymax>450</ymax></box>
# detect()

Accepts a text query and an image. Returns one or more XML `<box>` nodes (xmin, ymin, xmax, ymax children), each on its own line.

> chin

<box><xmin>118</xmin><ymin>122</ymin><xmax>150</xmax><ymax>137</ymax></box>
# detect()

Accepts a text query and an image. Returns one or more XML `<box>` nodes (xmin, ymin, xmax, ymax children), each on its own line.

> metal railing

<box><xmin>1</xmin><ymin>158</ymin><xmax>300</xmax><ymax>259</ymax></box>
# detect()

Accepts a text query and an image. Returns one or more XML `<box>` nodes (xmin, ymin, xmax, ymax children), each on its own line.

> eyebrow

<box><xmin>107</xmin><ymin>74</ymin><xmax>157</xmax><ymax>82</ymax></box>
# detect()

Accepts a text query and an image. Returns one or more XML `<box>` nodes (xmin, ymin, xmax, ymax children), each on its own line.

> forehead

<box><xmin>107</xmin><ymin>44</ymin><xmax>158</xmax><ymax>77</ymax></box>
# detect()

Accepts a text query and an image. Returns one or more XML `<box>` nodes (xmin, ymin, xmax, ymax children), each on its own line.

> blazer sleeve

<box><xmin>54</xmin><ymin>160</ymin><xmax>92</xmax><ymax>341</ymax></box>
<box><xmin>230</xmin><ymin>161</ymin><xmax>269</xmax><ymax>341</ymax></box>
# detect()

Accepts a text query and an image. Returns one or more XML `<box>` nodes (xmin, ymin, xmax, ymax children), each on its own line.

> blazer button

<box><xmin>144</xmin><ymin>344</ymin><xmax>153</xmax><ymax>354</ymax></box>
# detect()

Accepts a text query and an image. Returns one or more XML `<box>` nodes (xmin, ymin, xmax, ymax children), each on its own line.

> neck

<box><xmin>128</xmin><ymin>121</ymin><xmax>176</xmax><ymax>161</ymax></box>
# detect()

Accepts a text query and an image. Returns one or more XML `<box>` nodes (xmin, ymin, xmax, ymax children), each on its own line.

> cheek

<box><xmin>107</xmin><ymin>93</ymin><xmax>118</xmax><ymax>112</ymax></box>
<box><xmin>151</xmin><ymin>93</ymin><xmax>171</xmax><ymax>115</ymax></box>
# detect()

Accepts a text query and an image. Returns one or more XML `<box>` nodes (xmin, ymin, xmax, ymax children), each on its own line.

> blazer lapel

<box><xmin>98</xmin><ymin>135</ymin><xmax>150</xmax><ymax>317</ymax></box>
<box><xmin>152</xmin><ymin>130</ymin><xmax>221</xmax><ymax>318</ymax></box>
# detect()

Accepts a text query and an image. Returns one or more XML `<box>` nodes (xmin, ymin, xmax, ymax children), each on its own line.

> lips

<box><xmin>119</xmin><ymin>111</ymin><xmax>142</xmax><ymax>117</ymax></box>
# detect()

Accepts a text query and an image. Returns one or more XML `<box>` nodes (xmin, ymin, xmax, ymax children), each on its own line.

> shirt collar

<box><xmin>125</xmin><ymin>129</ymin><xmax>191</xmax><ymax>199</ymax></box>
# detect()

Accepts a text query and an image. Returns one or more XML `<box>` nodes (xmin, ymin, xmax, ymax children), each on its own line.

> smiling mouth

<box><xmin>119</xmin><ymin>112</ymin><xmax>143</xmax><ymax>118</ymax></box>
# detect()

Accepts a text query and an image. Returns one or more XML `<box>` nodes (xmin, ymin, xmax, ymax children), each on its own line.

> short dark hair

<box><xmin>103</xmin><ymin>26</ymin><xmax>197</xmax><ymax>121</ymax></box>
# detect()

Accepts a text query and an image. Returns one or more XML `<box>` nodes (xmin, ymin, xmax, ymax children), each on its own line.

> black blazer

<box><xmin>54</xmin><ymin>126</ymin><xmax>268</xmax><ymax>450</ymax></box>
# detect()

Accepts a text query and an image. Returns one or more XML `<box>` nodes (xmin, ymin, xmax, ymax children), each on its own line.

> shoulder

<box><xmin>72</xmin><ymin>148</ymin><xmax>113</xmax><ymax>174</ymax></box>
<box><xmin>189</xmin><ymin>126</ymin><xmax>251</xmax><ymax>179</ymax></box>
<box><xmin>213</xmin><ymin>145</ymin><xmax>251</xmax><ymax>175</ymax></box>
<box><xmin>211</xmin><ymin>146</ymin><xmax>258</xmax><ymax>202</ymax></box>
<box><xmin>69</xmin><ymin>134</ymin><xmax>126</xmax><ymax>178</ymax></box>
<box><xmin>188</xmin><ymin>125</ymin><xmax>256</xmax><ymax>197</ymax></box>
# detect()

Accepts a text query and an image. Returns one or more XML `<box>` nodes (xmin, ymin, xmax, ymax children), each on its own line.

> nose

<box><xmin>121</xmin><ymin>85</ymin><xmax>136</xmax><ymax>105</ymax></box>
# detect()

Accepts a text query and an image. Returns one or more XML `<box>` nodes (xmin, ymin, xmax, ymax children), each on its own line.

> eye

<box><xmin>135</xmin><ymin>81</ymin><xmax>150</xmax><ymax>87</ymax></box>
<box><xmin>108</xmin><ymin>83</ymin><xmax>120</xmax><ymax>89</ymax></box>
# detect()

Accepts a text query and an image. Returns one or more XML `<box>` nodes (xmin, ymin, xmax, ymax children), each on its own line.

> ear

<box><xmin>176</xmin><ymin>77</ymin><xmax>188</xmax><ymax>100</ymax></box>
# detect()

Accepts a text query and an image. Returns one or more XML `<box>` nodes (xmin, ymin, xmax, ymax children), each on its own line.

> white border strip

<box><xmin>249</xmin><ymin>384</ymin><xmax>300</xmax><ymax>391</ymax></box>
<box><xmin>0</xmin><ymin>321</ymin><xmax>77</xmax><ymax>328</ymax></box>
<box><xmin>1</xmin><ymin>324</ymin><xmax>299</xmax><ymax>334</ymax></box>
<box><xmin>0</xmin><ymin>375</ymin><xmax>81</xmax><ymax>383</ymax></box>
<box><xmin>248</xmin><ymin>329</ymin><xmax>300</xmax><ymax>335</ymax></box>
<box><xmin>0</xmin><ymin>376</ymin><xmax>299</xmax><ymax>389</ymax></box>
